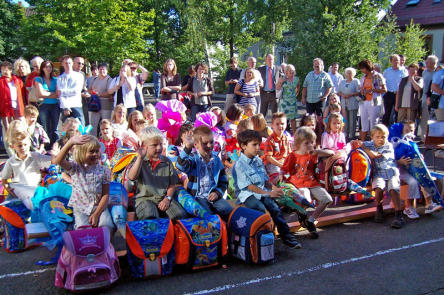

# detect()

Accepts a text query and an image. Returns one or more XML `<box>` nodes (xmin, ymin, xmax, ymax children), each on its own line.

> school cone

<box><xmin>347</xmin><ymin>179</ymin><xmax>373</xmax><ymax>199</ymax></box>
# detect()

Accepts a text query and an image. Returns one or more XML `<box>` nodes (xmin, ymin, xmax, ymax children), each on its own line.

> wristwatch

<box><xmin>165</xmin><ymin>196</ymin><xmax>172</xmax><ymax>201</ymax></box>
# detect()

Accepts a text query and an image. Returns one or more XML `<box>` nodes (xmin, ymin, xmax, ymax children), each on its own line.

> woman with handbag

<box><xmin>88</xmin><ymin>63</ymin><xmax>113</xmax><ymax>137</ymax></box>
<box><xmin>358</xmin><ymin>59</ymin><xmax>387</xmax><ymax>140</ymax></box>
<box><xmin>187</xmin><ymin>63</ymin><xmax>213</xmax><ymax>122</ymax></box>
<box><xmin>34</xmin><ymin>60</ymin><xmax>59</xmax><ymax>145</ymax></box>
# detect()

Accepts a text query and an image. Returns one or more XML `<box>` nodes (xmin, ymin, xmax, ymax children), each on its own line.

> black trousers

<box><xmin>382</xmin><ymin>92</ymin><xmax>396</xmax><ymax>126</ymax></box>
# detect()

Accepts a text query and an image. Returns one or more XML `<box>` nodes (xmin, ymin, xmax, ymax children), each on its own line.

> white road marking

<box><xmin>184</xmin><ymin>237</ymin><xmax>444</xmax><ymax>295</ymax></box>
<box><xmin>0</xmin><ymin>267</ymin><xmax>55</xmax><ymax>280</ymax></box>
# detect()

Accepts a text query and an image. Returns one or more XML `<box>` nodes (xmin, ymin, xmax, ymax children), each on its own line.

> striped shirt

<box><xmin>237</xmin><ymin>79</ymin><xmax>258</xmax><ymax>107</ymax></box>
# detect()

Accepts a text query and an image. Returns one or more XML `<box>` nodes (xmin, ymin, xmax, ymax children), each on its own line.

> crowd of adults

<box><xmin>0</xmin><ymin>53</ymin><xmax>444</xmax><ymax>152</ymax></box>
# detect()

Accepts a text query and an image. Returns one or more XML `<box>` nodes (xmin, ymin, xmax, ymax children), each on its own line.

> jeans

<box><xmin>195</xmin><ymin>197</ymin><xmax>233</xmax><ymax>221</ymax></box>
<box><xmin>243</xmin><ymin>195</ymin><xmax>290</xmax><ymax>237</ymax></box>
<box><xmin>154</xmin><ymin>84</ymin><xmax>161</xmax><ymax>99</ymax></box>
<box><xmin>344</xmin><ymin>108</ymin><xmax>358</xmax><ymax>140</ymax></box>
<box><xmin>191</xmin><ymin>104</ymin><xmax>210</xmax><ymax>121</ymax></box>
<box><xmin>38</xmin><ymin>103</ymin><xmax>60</xmax><ymax>145</ymax></box>
<box><xmin>61</xmin><ymin>106</ymin><xmax>85</xmax><ymax>126</ymax></box>
<box><xmin>127</xmin><ymin>107</ymin><xmax>136</xmax><ymax>116</ymax></box>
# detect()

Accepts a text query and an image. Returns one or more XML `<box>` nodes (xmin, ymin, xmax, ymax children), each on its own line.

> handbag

<box><xmin>88</xmin><ymin>93</ymin><xmax>101</xmax><ymax>112</ymax></box>
<box><xmin>430</xmin><ymin>94</ymin><xmax>441</xmax><ymax>109</ymax></box>
<box><xmin>28</xmin><ymin>85</ymin><xmax>41</xmax><ymax>103</ymax></box>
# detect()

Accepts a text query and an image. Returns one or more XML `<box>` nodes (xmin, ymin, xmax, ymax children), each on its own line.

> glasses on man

<box><xmin>76</xmin><ymin>62</ymin><xmax>84</xmax><ymax>65</ymax></box>
<box><xmin>131</xmin><ymin>67</ymin><xmax>137</xmax><ymax>70</ymax></box>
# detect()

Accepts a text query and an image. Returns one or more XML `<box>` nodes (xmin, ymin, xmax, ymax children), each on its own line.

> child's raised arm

<box><xmin>52</xmin><ymin>135</ymin><xmax>90</xmax><ymax>170</ymax></box>
<box><xmin>313</xmin><ymin>149</ymin><xmax>334</xmax><ymax>158</ymax></box>
<box><xmin>127</xmin><ymin>144</ymin><xmax>147</xmax><ymax>181</ymax></box>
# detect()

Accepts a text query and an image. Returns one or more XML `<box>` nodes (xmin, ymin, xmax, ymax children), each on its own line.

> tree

<box><xmin>0</xmin><ymin>1</ymin><xmax>25</xmax><ymax>60</ymax></box>
<box><xmin>20</xmin><ymin>0</ymin><xmax>154</xmax><ymax>72</ymax></box>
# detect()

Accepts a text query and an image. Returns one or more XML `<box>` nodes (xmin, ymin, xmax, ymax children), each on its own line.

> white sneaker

<box><xmin>425</xmin><ymin>203</ymin><xmax>441</xmax><ymax>214</ymax></box>
<box><xmin>403</xmin><ymin>208</ymin><xmax>420</xmax><ymax>219</ymax></box>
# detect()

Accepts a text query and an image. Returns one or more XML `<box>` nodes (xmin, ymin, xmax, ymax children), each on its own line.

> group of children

<box><xmin>1</xmin><ymin>96</ymin><xmax>442</xmax><ymax>251</ymax></box>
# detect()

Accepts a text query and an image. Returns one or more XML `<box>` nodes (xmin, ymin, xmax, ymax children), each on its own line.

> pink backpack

<box><xmin>55</xmin><ymin>226</ymin><xmax>120</xmax><ymax>291</ymax></box>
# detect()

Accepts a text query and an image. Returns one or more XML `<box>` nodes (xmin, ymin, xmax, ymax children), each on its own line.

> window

<box><xmin>406</xmin><ymin>0</ymin><xmax>421</xmax><ymax>6</ymax></box>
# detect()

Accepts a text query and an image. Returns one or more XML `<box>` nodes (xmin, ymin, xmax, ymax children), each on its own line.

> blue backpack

<box><xmin>228</xmin><ymin>206</ymin><xmax>274</xmax><ymax>264</ymax></box>
<box><xmin>126</xmin><ymin>219</ymin><xmax>175</xmax><ymax>278</ymax></box>
<box><xmin>0</xmin><ymin>200</ymin><xmax>34</xmax><ymax>252</ymax></box>
<box><xmin>174</xmin><ymin>214</ymin><xmax>227</xmax><ymax>270</ymax></box>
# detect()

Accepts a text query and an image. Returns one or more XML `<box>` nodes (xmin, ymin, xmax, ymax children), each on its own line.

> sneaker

<box><xmin>281</xmin><ymin>234</ymin><xmax>302</xmax><ymax>249</ymax></box>
<box><xmin>425</xmin><ymin>203</ymin><xmax>441</xmax><ymax>214</ymax></box>
<box><xmin>391</xmin><ymin>212</ymin><xmax>405</xmax><ymax>229</ymax></box>
<box><xmin>403</xmin><ymin>208</ymin><xmax>420</xmax><ymax>219</ymax></box>
<box><xmin>301</xmin><ymin>219</ymin><xmax>319</xmax><ymax>239</ymax></box>
<box><xmin>374</xmin><ymin>205</ymin><xmax>384</xmax><ymax>223</ymax></box>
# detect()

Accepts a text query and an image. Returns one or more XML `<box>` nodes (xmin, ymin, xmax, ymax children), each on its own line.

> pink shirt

<box><xmin>321</xmin><ymin>132</ymin><xmax>348</xmax><ymax>153</ymax></box>
<box><xmin>67</xmin><ymin>162</ymin><xmax>111</xmax><ymax>215</ymax></box>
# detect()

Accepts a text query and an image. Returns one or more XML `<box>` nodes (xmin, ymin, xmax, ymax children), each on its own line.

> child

<box><xmin>127</xmin><ymin>126</ymin><xmax>188</xmax><ymax>220</ymax></box>
<box><xmin>224</xmin><ymin>103</ymin><xmax>243</xmax><ymax>133</ymax></box>
<box><xmin>232</xmin><ymin>129</ymin><xmax>301</xmax><ymax>248</ymax></box>
<box><xmin>210</xmin><ymin>106</ymin><xmax>226</xmax><ymax>132</ymax></box>
<box><xmin>263</xmin><ymin>112</ymin><xmax>291</xmax><ymax>185</ymax></box>
<box><xmin>281</xmin><ymin>127</ymin><xmax>334</xmax><ymax>238</ymax></box>
<box><xmin>352</xmin><ymin>124</ymin><xmax>405</xmax><ymax>228</ymax></box>
<box><xmin>176</xmin><ymin>125</ymin><xmax>233</xmax><ymax>220</ymax></box>
<box><xmin>243</xmin><ymin>104</ymin><xmax>256</xmax><ymax>118</ymax></box>
<box><xmin>24</xmin><ymin>105</ymin><xmax>50</xmax><ymax>153</ymax></box>
<box><xmin>237</xmin><ymin>118</ymin><xmax>253</xmax><ymax>134</ymax></box>
<box><xmin>99</xmin><ymin>119</ymin><xmax>121</xmax><ymax>161</ymax></box>
<box><xmin>142</xmin><ymin>103</ymin><xmax>158</xmax><ymax>127</ymax></box>
<box><xmin>321</xmin><ymin>112</ymin><xmax>347</xmax><ymax>154</ymax></box>
<box><xmin>1</xmin><ymin>129</ymin><xmax>52</xmax><ymax>209</ymax></box>
<box><xmin>52</xmin><ymin>134</ymin><xmax>114</xmax><ymax>231</ymax></box>
<box><xmin>122</xmin><ymin>111</ymin><xmax>144</xmax><ymax>149</ymax></box>
<box><xmin>56</xmin><ymin>117</ymin><xmax>80</xmax><ymax>157</ymax></box>
<box><xmin>251</xmin><ymin>113</ymin><xmax>272</xmax><ymax>139</ymax></box>
<box><xmin>396</xmin><ymin>121</ymin><xmax>440</xmax><ymax>218</ymax></box>
<box><xmin>300</xmin><ymin>113</ymin><xmax>322</xmax><ymax>148</ymax></box>
<box><xmin>111</xmin><ymin>103</ymin><xmax>128</xmax><ymax>139</ymax></box>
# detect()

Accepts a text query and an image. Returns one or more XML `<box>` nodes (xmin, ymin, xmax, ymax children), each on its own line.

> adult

<box><xmin>395</xmin><ymin>63</ymin><xmax>423</xmax><ymax>122</ymax></box>
<box><xmin>373</xmin><ymin>63</ymin><xmax>382</xmax><ymax>74</ymax></box>
<box><xmin>358</xmin><ymin>59</ymin><xmax>387</xmax><ymax>140</ymax></box>
<box><xmin>86</xmin><ymin>64</ymin><xmax>98</xmax><ymax>88</ymax></box>
<box><xmin>25</xmin><ymin>56</ymin><xmax>44</xmax><ymax>105</ymax></box>
<box><xmin>431</xmin><ymin>63</ymin><xmax>444</xmax><ymax>120</ymax></box>
<box><xmin>13</xmin><ymin>58</ymin><xmax>31</xmax><ymax>84</ymax></box>
<box><xmin>328</xmin><ymin>62</ymin><xmax>344</xmax><ymax>94</ymax></box>
<box><xmin>152</xmin><ymin>69</ymin><xmax>161</xmax><ymax>100</ymax></box>
<box><xmin>188</xmin><ymin>63</ymin><xmax>214</xmax><ymax>121</ymax></box>
<box><xmin>258</xmin><ymin>54</ymin><xmax>279</xmax><ymax>117</ymax></box>
<box><xmin>88</xmin><ymin>63</ymin><xmax>113</xmax><ymax>136</ymax></box>
<box><xmin>182</xmin><ymin>66</ymin><xmax>195</xmax><ymax>92</ymax></box>
<box><xmin>240</xmin><ymin>57</ymin><xmax>263</xmax><ymax>111</ymax></box>
<box><xmin>160</xmin><ymin>58</ymin><xmax>181</xmax><ymax>100</ymax></box>
<box><xmin>56</xmin><ymin>55</ymin><xmax>85</xmax><ymax>125</ymax></box>
<box><xmin>382</xmin><ymin>54</ymin><xmax>408</xmax><ymax>126</ymax></box>
<box><xmin>338</xmin><ymin>67</ymin><xmax>360</xmax><ymax>140</ymax></box>
<box><xmin>73</xmin><ymin>56</ymin><xmax>90</xmax><ymax>125</ymax></box>
<box><xmin>129</xmin><ymin>61</ymin><xmax>149</xmax><ymax>111</ymax></box>
<box><xmin>399</xmin><ymin>55</ymin><xmax>407</xmax><ymax>72</ymax></box>
<box><xmin>0</xmin><ymin>61</ymin><xmax>25</xmax><ymax>130</ymax></box>
<box><xmin>234</xmin><ymin>67</ymin><xmax>260</xmax><ymax>109</ymax></box>
<box><xmin>419</xmin><ymin>55</ymin><xmax>438</xmax><ymax>139</ymax></box>
<box><xmin>276</xmin><ymin>64</ymin><xmax>300</xmax><ymax>134</ymax></box>
<box><xmin>108</xmin><ymin>64</ymin><xmax>137</xmax><ymax>115</ymax></box>
<box><xmin>302</xmin><ymin>58</ymin><xmax>333</xmax><ymax>117</ymax></box>
<box><xmin>224</xmin><ymin>57</ymin><xmax>242</xmax><ymax>112</ymax></box>
<box><xmin>34</xmin><ymin>60</ymin><xmax>59</xmax><ymax>144</ymax></box>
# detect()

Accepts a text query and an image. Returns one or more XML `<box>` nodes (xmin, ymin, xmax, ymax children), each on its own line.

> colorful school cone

<box><xmin>278</xmin><ymin>182</ymin><xmax>314</xmax><ymax>209</ymax></box>
<box><xmin>176</xmin><ymin>187</ymin><xmax>212</xmax><ymax>219</ymax></box>
<box><xmin>111</xmin><ymin>205</ymin><xmax>127</xmax><ymax>237</ymax></box>
<box><xmin>347</xmin><ymin>179</ymin><xmax>374</xmax><ymax>199</ymax></box>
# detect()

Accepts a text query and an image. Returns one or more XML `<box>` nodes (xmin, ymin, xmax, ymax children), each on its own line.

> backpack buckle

<box><xmin>149</xmin><ymin>253</ymin><xmax>156</xmax><ymax>261</ymax></box>
<box><xmin>86</xmin><ymin>254</ymin><xmax>95</xmax><ymax>262</ymax></box>
<box><xmin>205</xmin><ymin>240</ymin><xmax>210</xmax><ymax>247</ymax></box>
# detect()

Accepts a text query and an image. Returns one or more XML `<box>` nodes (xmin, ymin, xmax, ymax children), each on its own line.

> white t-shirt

<box><xmin>7</xmin><ymin>81</ymin><xmax>18</xmax><ymax>109</ymax></box>
<box><xmin>57</xmin><ymin>71</ymin><xmax>84</xmax><ymax>109</ymax></box>
<box><xmin>1</xmin><ymin>152</ymin><xmax>52</xmax><ymax>186</ymax></box>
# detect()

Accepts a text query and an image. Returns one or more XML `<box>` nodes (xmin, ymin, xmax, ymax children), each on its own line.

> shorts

<box><xmin>372</xmin><ymin>176</ymin><xmax>400</xmax><ymax>192</ymax></box>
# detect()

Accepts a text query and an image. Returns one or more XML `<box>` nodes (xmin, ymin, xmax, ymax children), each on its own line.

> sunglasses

<box><xmin>131</xmin><ymin>67</ymin><xmax>137</xmax><ymax>70</ymax></box>
<box><xmin>76</xmin><ymin>62</ymin><xmax>84</xmax><ymax>65</ymax></box>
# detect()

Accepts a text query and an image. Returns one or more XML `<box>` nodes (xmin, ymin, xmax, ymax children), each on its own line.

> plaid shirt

<box><xmin>263</xmin><ymin>132</ymin><xmax>290</xmax><ymax>165</ymax></box>
<box><xmin>303</xmin><ymin>71</ymin><xmax>333</xmax><ymax>103</ymax></box>
<box><xmin>100</xmin><ymin>137</ymin><xmax>121</xmax><ymax>160</ymax></box>
<box><xmin>363</xmin><ymin>141</ymin><xmax>399</xmax><ymax>180</ymax></box>
<box><xmin>28</xmin><ymin>123</ymin><xmax>50</xmax><ymax>151</ymax></box>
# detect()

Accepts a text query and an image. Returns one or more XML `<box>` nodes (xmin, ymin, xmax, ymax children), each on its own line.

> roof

<box><xmin>391</xmin><ymin>0</ymin><xmax>444</xmax><ymax>28</ymax></box>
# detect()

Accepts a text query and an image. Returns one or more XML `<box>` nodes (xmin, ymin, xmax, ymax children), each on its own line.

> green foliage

<box><xmin>0</xmin><ymin>1</ymin><xmax>25</xmax><ymax>60</ymax></box>
<box><xmin>395</xmin><ymin>19</ymin><xmax>427</xmax><ymax>66</ymax></box>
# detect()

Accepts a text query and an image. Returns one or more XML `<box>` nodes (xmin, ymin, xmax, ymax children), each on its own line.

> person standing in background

<box><xmin>224</xmin><ymin>57</ymin><xmax>242</xmax><ymax>112</ymax></box>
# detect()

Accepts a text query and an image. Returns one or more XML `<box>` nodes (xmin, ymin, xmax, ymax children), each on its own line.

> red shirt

<box><xmin>281</xmin><ymin>152</ymin><xmax>319</xmax><ymax>188</ymax></box>
<box><xmin>100</xmin><ymin>137</ymin><xmax>120</xmax><ymax>160</ymax></box>
<box><xmin>263</xmin><ymin>132</ymin><xmax>290</xmax><ymax>165</ymax></box>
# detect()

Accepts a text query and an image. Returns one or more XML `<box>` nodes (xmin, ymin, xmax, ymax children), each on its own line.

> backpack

<box><xmin>55</xmin><ymin>226</ymin><xmax>120</xmax><ymax>291</ymax></box>
<box><xmin>315</xmin><ymin>154</ymin><xmax>348</xmax><ymax>195</ymax></box>
<box><xmin>174</xmin><ymin>214</ymin><xmax>227</xmax><ymax>270</ymax></box>
<box><xmin>0</xmin><ymin>200</ymin><xmax>37</xmax><ymax>253</ymax></box>
<box><xmin>344</xmin><ymin>149</ymin><xmax>374</xmax><ymax>203</ymax></box>
<box><xmin>126</xmin><ymin>219</ymin><xmax>175</xmax><ymax>278</ymax></box>
<box><xmin>227</xmin><ymin>206</ymin><xmax>274</xmax><ymax>264</ymax></box>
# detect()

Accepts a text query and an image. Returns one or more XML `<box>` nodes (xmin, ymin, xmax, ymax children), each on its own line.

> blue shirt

<box><xmin>432</xmin><ymin>68</ymin><xmax>444</xmax><ymax>108</ymax></box>
<box><xmin>263</xmin><ymin>66</ymin><xmax>276</xmax><ymax>92</ymax></box>
<box><xmin>363</xmin><ymin>141</ymin><xmax>399</xmax><ymax>180</ymax></box>
<box><xmin>195</xmin><ymin>153</ymin><xmax>217</xmax><ymax>199</ymax></box>
<box><xmin>34</xmin><ymin>76</ymin><xmax>58</xmax><ymax>104</ymax></box>
<box><xmin>232</xmin><ymin>152</ymin><xmax>269</xmax><ymax>203</ymax></box>
<box><xmin>383</xmin><ymin>67</ymin><xmax>408</xmax><ymax>92</ymax></box>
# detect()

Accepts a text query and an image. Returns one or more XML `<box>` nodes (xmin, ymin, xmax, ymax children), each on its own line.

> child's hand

<box><xmin>69</xmin><ymin>135</ymin><xmax>90</xmax><ymax>146</ymax></box>
<box><xmin>398</xmin><ymin>156</ymin><xmax>411</xmax><ymax>166</ymax></box>
<box><xmin>136</xmin><ymin>143</ymin><xmax>147</xmax><ymax>158</ymax></box>
<box><xmin>183</xmin><ymin>133</ymin><xmax>194</xmax><ymax>149</ymax></box>
<box><xmin>208</xmin><ymin>192</ymin><xmax>219</xmax><ymax>202</ymax></box>
<box><xmin>270</xmin><ymin>187</ymin><xmax>284</xmax><ymax>198</ymax></box>
<box><xmin>351</xmin><ymin>140</ymin><xmax>362</xmax><ymax>149</ymax></box>
<box><xmin>88</xmin><ymin>212</ymin><xmax>100</xmax><ymax>227</ymax></box>
<box><xmin>158</xmin><ymin>198</ymin><xmax>170</xmax><ymax>211</ymax></box>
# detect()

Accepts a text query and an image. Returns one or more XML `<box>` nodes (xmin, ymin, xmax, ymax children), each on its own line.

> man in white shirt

<box><xmin>73</xmin><ymin>56</ymin><xmax>90</xmax><ymax>125</ymax></box>
<box><xmin>56</xmin><ymin>55</ymin><xmax>85</xmax><ymax>125</ymax></box>
<box><xmin>328</xmin><ymin>62</ymin><xmax>344</xmax><ymax>94</ymax></box>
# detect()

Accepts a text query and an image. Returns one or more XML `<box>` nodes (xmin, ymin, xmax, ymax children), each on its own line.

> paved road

<box><xmin>1</xmin><ymin>212</ymin><xmax>444</xmax><ymax>295</ymax></box>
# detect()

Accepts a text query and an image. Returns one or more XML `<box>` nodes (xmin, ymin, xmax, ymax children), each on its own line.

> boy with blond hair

<box><xmin>24</xmin><ymin>105</ymin><xmax>49</xmax><ymax>152</ymax></box>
